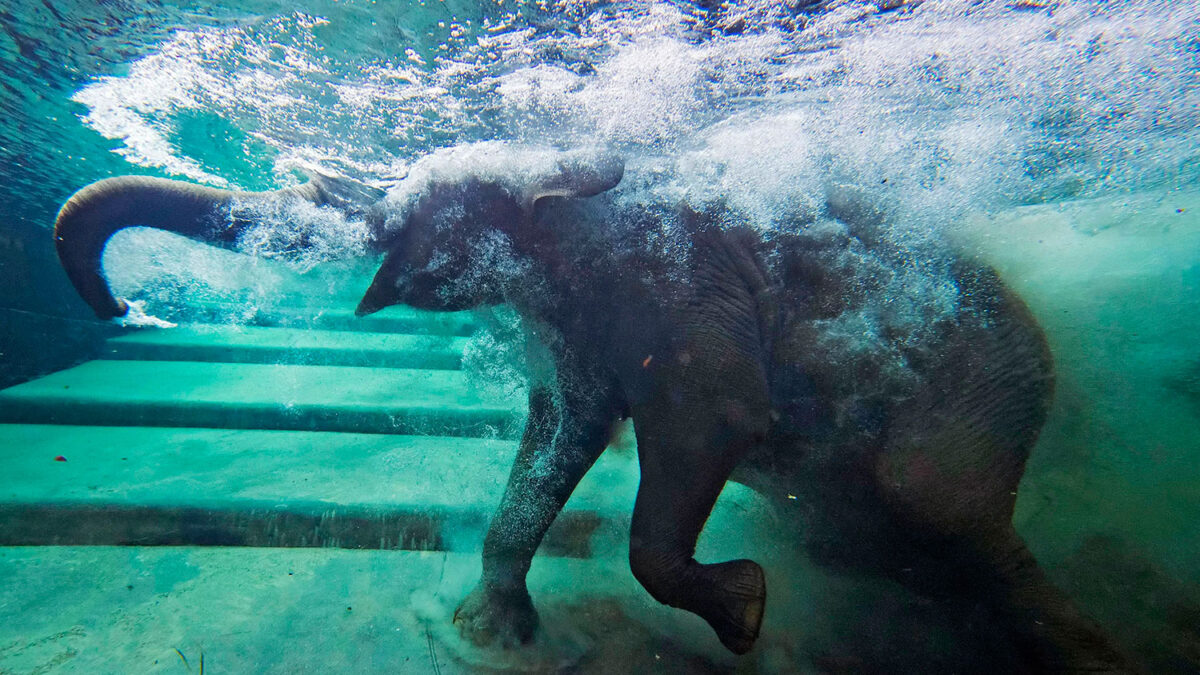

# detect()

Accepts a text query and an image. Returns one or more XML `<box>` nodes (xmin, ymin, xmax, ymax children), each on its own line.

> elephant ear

<box><xmin>299</xmin><ymin>167</ymin><xmax>387</xmax><ymax>220</ymax></box>
<box><xmin>521</xmin><ymin>149</ymin><xmax>625</xmax><ymax>210</ymax></box>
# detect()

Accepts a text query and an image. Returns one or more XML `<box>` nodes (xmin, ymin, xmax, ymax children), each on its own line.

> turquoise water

<box><xmin>1</xmin><ymin>0</ymin><xmax>1198</xmax><ymax>672</ymax></box>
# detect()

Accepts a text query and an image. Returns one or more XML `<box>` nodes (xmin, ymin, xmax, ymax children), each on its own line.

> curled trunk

<box><xmin>53</xmin><ymin>174</ymin><xmax>382</xmax><ymax>320</ymax></box>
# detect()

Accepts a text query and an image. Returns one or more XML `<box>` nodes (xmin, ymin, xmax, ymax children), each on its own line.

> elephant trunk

<box><xmin>53</xmin><ymin>174</ymin><xmax>377</xmax><ymax>320</ymax></box>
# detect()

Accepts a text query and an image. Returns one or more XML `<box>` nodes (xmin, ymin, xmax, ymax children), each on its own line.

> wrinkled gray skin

<box><xmin>54</xmin><ymin>151</ymin><xmax>1132</xmax><ymax>672</ymax></box>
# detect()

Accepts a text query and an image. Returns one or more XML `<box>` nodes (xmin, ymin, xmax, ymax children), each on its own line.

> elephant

<box><xmin>52</xmin><ymin>145</ymin><xmax>1132</xmax><ymax>671</ymax></box>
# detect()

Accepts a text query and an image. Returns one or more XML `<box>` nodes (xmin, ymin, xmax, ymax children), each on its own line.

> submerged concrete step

<box><xmin>0</xmin><ymin>430</ymin><xmax>777</xmax><ymax>674</ymax></box>
<box><xmin>0</xmin><ymin>361</ymin><xmax>522</xmax><ymax>438</ymax></box>
<box><xmin>0</xmin><ymin>424</ymin><xmax>639</xmax><ymax>558</ymax></box>
<box><xmin>187</xmin><ymin>302</ymin><xmax>479</xmax><ymax>335</ymax></box>
<box><xmin>103</xmin><ymin>325</ymin><xmax>468</xmax><ymax>369</ymax></box>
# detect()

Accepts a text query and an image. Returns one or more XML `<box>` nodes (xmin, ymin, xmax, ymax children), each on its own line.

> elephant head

<box><xmin>356</xmin><ymin>147</ymin><xmax>624</xmax><ymax>315</ymax></box>
<box><xmin>53</xmin><ymin>171</ymin><xmax>386</xmax><ymax>320</ymax></box>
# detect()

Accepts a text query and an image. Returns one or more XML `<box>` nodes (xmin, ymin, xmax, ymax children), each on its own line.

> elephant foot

<box><xmin>453</xmin><ymin>582</ymin><xmax>539</xmax><ymax>648</ymax></box>
<box><xmin>692</xmin><ymin>559</ymin><xmax>767</xmax><ymax>655</ymax></box>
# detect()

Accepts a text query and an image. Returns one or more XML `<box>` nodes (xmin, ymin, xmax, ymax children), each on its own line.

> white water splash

<box><xmin>232</xmin><ymin>196</ymin><xmax>373</xmax><ymax>271</ymax></box>
<box><xmin>114</xmin><ymin>299</ymin><xmax>178</xmax><ymax>329</ymax></box>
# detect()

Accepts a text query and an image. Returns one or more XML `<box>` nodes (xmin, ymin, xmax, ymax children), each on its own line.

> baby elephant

<box><xmin>53</xmin><ymin>145</ymin><xmax>1129</xmax><ymax>671</ymax></box>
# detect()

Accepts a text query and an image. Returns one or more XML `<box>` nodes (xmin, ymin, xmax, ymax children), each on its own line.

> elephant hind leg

<box><xmin>871</xmin><ymin>338</ymin><xmax>1131</xmax><ymax>665</ymax></box>
<box><xmin>972</xmin><ymin>529</ymin><xmax>1135</xmax><ymax>672</ymax></box>
<box><xmin>873</xmin><ymin>419</ymin><xmax>1131</xmax><ymax>669</ymax></box>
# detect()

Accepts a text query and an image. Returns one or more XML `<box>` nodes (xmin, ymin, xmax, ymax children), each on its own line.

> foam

<box><xmin>114</xmin><ymin>299</ymin><xmax>178</xmax><ymax>329</ymax></box>
<box><xmin>70</xmin><ymin>1</ymin><xmax>1196</xmax><ymax>217</ymax></box>
<box><xmin>103</xmin><ymin>228</ymin><xmax>290</xmax><ymax>325</ymax></box>
<box><xmin>380</xmin><ymin>143</ymin><xmax>616</xmax><ymax>229</ymax></box>
<box><xmin>232</xmin><ymin>195</ymin><xmax>373</xmax><ymax>272</ymax></box>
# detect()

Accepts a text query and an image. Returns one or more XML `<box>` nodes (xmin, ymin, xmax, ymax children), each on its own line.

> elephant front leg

<box><xmin>454</xmin><ymin>378</ymin><xmax>623</xmax><ymax>647</ymax></box>
<box><xmin>627</xmin><ymin>380</ymin><xmax>772</xmax><ymax>655</ymax></box>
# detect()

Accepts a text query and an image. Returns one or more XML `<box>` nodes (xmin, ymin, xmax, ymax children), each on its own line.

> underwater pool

<box><xmin>0</xmin><ymin>0</ymin><xmax>1197</xmax><ymax>672</ymax></box>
